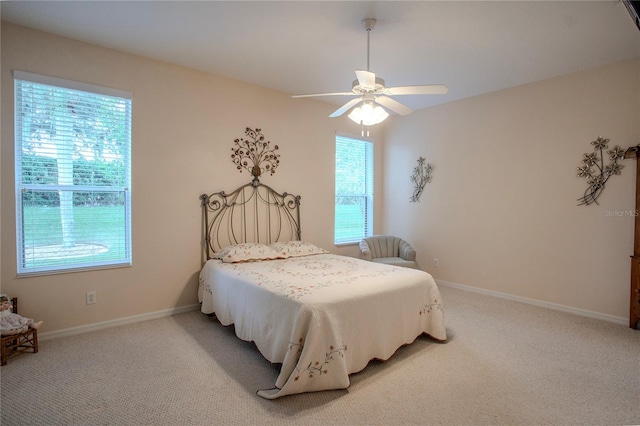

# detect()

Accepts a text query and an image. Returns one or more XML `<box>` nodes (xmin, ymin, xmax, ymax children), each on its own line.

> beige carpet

<box><xmin>1</xmin><ymin>285</ymin><xmax>638</xmax><ymax>425</ymax></box>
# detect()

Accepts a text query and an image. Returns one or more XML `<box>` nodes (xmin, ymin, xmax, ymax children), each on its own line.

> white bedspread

<box><xmin>198</xmin><ymin>253</ymin><xmax>446</xmax><ymax>399</ymax></box>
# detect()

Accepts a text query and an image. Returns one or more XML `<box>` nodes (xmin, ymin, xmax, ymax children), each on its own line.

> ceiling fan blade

<box><xmin>375</xmin><ymin>96</ymin><xmax>413</xmax><ymax>116</ymax></box>
<box><xmin>329</xmin><ymin>98</ymin><xmax>363</xmax><ymax>118</ymax></box>
<box><xmin>384</xmin><ymin>84</ymin><xmax>449</xmax><ymax>96</ymax></box>
<box><xmin>355</xmin><ymin>70</ymin><xmax>376</xmax><ymax>89</ymax></box>
<box><xmin>292</xmin><ymin>91</ymin><xmax>355</xmax><ymax>98</ymax></box>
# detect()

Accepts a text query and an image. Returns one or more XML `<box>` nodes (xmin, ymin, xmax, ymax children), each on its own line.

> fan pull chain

<box><xmin>360</xmin><ymin>121</ymin><xmax>370</xmax><ymax>137</ymax></box>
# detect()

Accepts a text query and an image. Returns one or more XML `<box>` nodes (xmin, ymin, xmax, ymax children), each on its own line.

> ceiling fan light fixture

<box><xmin>292</xmin><ymin>16</ymin><xmax>448</xmax><ymax>125</ymax></box>
<box><xmin>348</xmin><ymin>102</ymin><xmax>389</xmax><ymax>126</ymax></box>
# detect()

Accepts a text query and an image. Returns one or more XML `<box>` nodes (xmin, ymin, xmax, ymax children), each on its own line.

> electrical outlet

<box><xmin>433</xmin><ymin>258</ymin><xmax>439</xmax><ymax>268</ymax></box>
<box><xmin>86</xmin><ymin>291</ymin><xmax>97</xmax><ymax>305</ymax></box>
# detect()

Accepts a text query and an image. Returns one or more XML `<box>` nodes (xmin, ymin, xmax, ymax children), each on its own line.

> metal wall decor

<box><xmin>576</xmin><ymin>136</ymin><xmax>626</xmax><ymax>205</ymax></box>
<box><xmin>231</xmin><ymin>128</ymin><xmax>280</xmax><ymax>185</ymax></box>
<box><xmin>410</xmin><ymin>156</ymin><xmax>433</xmax><ymax>203</ymax></box>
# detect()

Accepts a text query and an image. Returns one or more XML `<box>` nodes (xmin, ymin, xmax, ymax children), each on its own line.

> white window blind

<box><xmin>334</xmin><ymin>134</ymin><xmax>373</xmax><ymax>245</ymax></box>
<box><xmin>14</xmin><ymin>71</ymin><xmax>132</xmax><ymax>275</ymax></box>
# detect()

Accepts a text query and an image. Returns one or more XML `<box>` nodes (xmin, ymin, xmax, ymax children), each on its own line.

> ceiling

<box><xmin>1</xmin><ymin>1</ymin><xmax>639</xmax><ymax>112</ymax></box>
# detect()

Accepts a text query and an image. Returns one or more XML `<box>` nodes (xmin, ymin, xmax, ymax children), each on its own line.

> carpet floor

<box><xmin>1</xmin><ymin>285</ymin><xmax>639</xmax><ymax>425</ymax></box>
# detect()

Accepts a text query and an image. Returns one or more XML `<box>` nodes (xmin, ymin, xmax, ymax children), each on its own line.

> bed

<box><xmin>199</xmin><ymin>181</ymin><xmax>446</xmax><ymax>399</ymax></box>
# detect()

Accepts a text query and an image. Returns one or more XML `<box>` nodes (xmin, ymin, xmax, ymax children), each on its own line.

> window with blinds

<box><xmin>334</xmin><ymin>134</ymin><xmax>373</xmax><ymax>245</ymax></box>
<box><xmin>14</xmin><ymin>71</ymin><xmax>132</xmax><ymax>275</ymax></box>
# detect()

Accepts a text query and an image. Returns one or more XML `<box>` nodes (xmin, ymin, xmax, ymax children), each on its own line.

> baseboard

<box><xmin>436</xmin><ymin>279</ymin><xmax>628</xmax><ymax>326</ymax></box>
<box><xmin>39</xmin><ymin>303</ymin><xmax>201</xmax><ymax>341</ymax></box>
<box><xmin>39</xmin><ymin>282</ymin><xmax>628</xmax><ymax>340</ymax></box>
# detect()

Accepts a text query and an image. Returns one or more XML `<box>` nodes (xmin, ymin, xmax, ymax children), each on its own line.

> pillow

<box><xmin>213</xmin><ymin>243</ymin><xmax>283</xmax><ymax>263</ymax></box>
<box><xmin>269</xmin><ymin>241</ymin><xmax>329</xmax><ymax>258</ymax></box>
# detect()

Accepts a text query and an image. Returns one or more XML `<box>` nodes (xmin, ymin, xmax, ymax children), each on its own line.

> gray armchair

<box><xmin>359</xmin><ymin>235</ymin><xmax>418</xmax><ymax>269</ymax></box>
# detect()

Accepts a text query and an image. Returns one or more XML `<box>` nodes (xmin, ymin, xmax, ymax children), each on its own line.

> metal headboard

<box><xmin>200</xmin><ymin>180</ymin><xmax>301</xmax><ymax>259</ymax></box>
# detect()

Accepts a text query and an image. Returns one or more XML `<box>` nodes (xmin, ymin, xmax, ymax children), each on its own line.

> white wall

<box><xmin>0</xmin><ymin>23</ymin><xmax>384</xmax><ymax>333</ymax></box>
<box><xmin>383</xmin><ymin>59</ymin><xmax>639</xmax><ymax>320</ymax></box>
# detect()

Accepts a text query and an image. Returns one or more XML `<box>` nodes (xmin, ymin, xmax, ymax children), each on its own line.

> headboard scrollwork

<box><xmin>200</xmin><ymin>181</ymin><xmax>301</xmax><ymax>259</ymax></box>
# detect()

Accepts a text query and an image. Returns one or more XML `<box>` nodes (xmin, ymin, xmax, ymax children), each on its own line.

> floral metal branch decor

<box><xmin>231</xmin><ymin>127</ymin><xmax>280</xmax><ymax>185</ymax></box>
<box><xmin>576</xmin><ymin>136</ymin><xmax>625</xmax><ymax>206</ymax></box>
<box><xmin>410</xmin><ymin>156</ymin><xmax>433</xmax><ymax>203</ymax></box>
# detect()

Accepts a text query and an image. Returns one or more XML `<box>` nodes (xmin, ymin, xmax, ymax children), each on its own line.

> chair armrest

<box><xmin>399</xmin><ymin>240</ymin><xmax>416</xmax><ymax>261</ymax></box>
<box><xmin>359</xmin><ymin>240</ymin><xmax>373</xmax><ymax>261</ymax></box>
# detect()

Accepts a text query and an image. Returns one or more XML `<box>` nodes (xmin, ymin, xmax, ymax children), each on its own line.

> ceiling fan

<box><xmin>292</xmin><ymin>18</ymin><xmax>449</xmax><ymax>128</ymax></box>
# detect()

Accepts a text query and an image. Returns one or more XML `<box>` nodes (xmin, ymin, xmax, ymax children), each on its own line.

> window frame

<box><xmin>14</xmin><ymin>70</ymin><xmax>132</xmax><ymax>276</ymax></box>
<box><xmin>334</xmin><ymin>133</ymin><xmax>374</xmax><ymax>246</ymax></box>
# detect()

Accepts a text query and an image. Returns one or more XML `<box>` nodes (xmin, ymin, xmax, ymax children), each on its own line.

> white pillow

<box><xmin>213</xmin><ymin>243</ymin><xmax>283</xmax><ymax>263</ymax></box>
<box><xmin>269</xmin><ymin>241</ymin><xmax>329</xmax><ymax>258</ymax></box>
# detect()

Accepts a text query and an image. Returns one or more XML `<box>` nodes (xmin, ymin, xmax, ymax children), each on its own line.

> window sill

<box><xmin>17</xmin><ymin>262</ymin><xmax>131</xmax><ymax>278</ymax></box>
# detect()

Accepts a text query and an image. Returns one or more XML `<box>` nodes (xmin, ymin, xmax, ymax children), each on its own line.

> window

<box><xmin>14</xmin><ymin>71</ymin><xmax>132</xmax><ymax>275</ymax></box>
<box><xmin>334</xmin><ymin>134</ymin><xmax>373</xmax><ymax>245</ymax></box>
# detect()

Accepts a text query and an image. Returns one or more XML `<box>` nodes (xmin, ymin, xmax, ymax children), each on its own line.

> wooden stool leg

<box><xmin>1</xmin><ymin>335</ymin><xmax>14</xmax><ymax>366</ymax></box>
